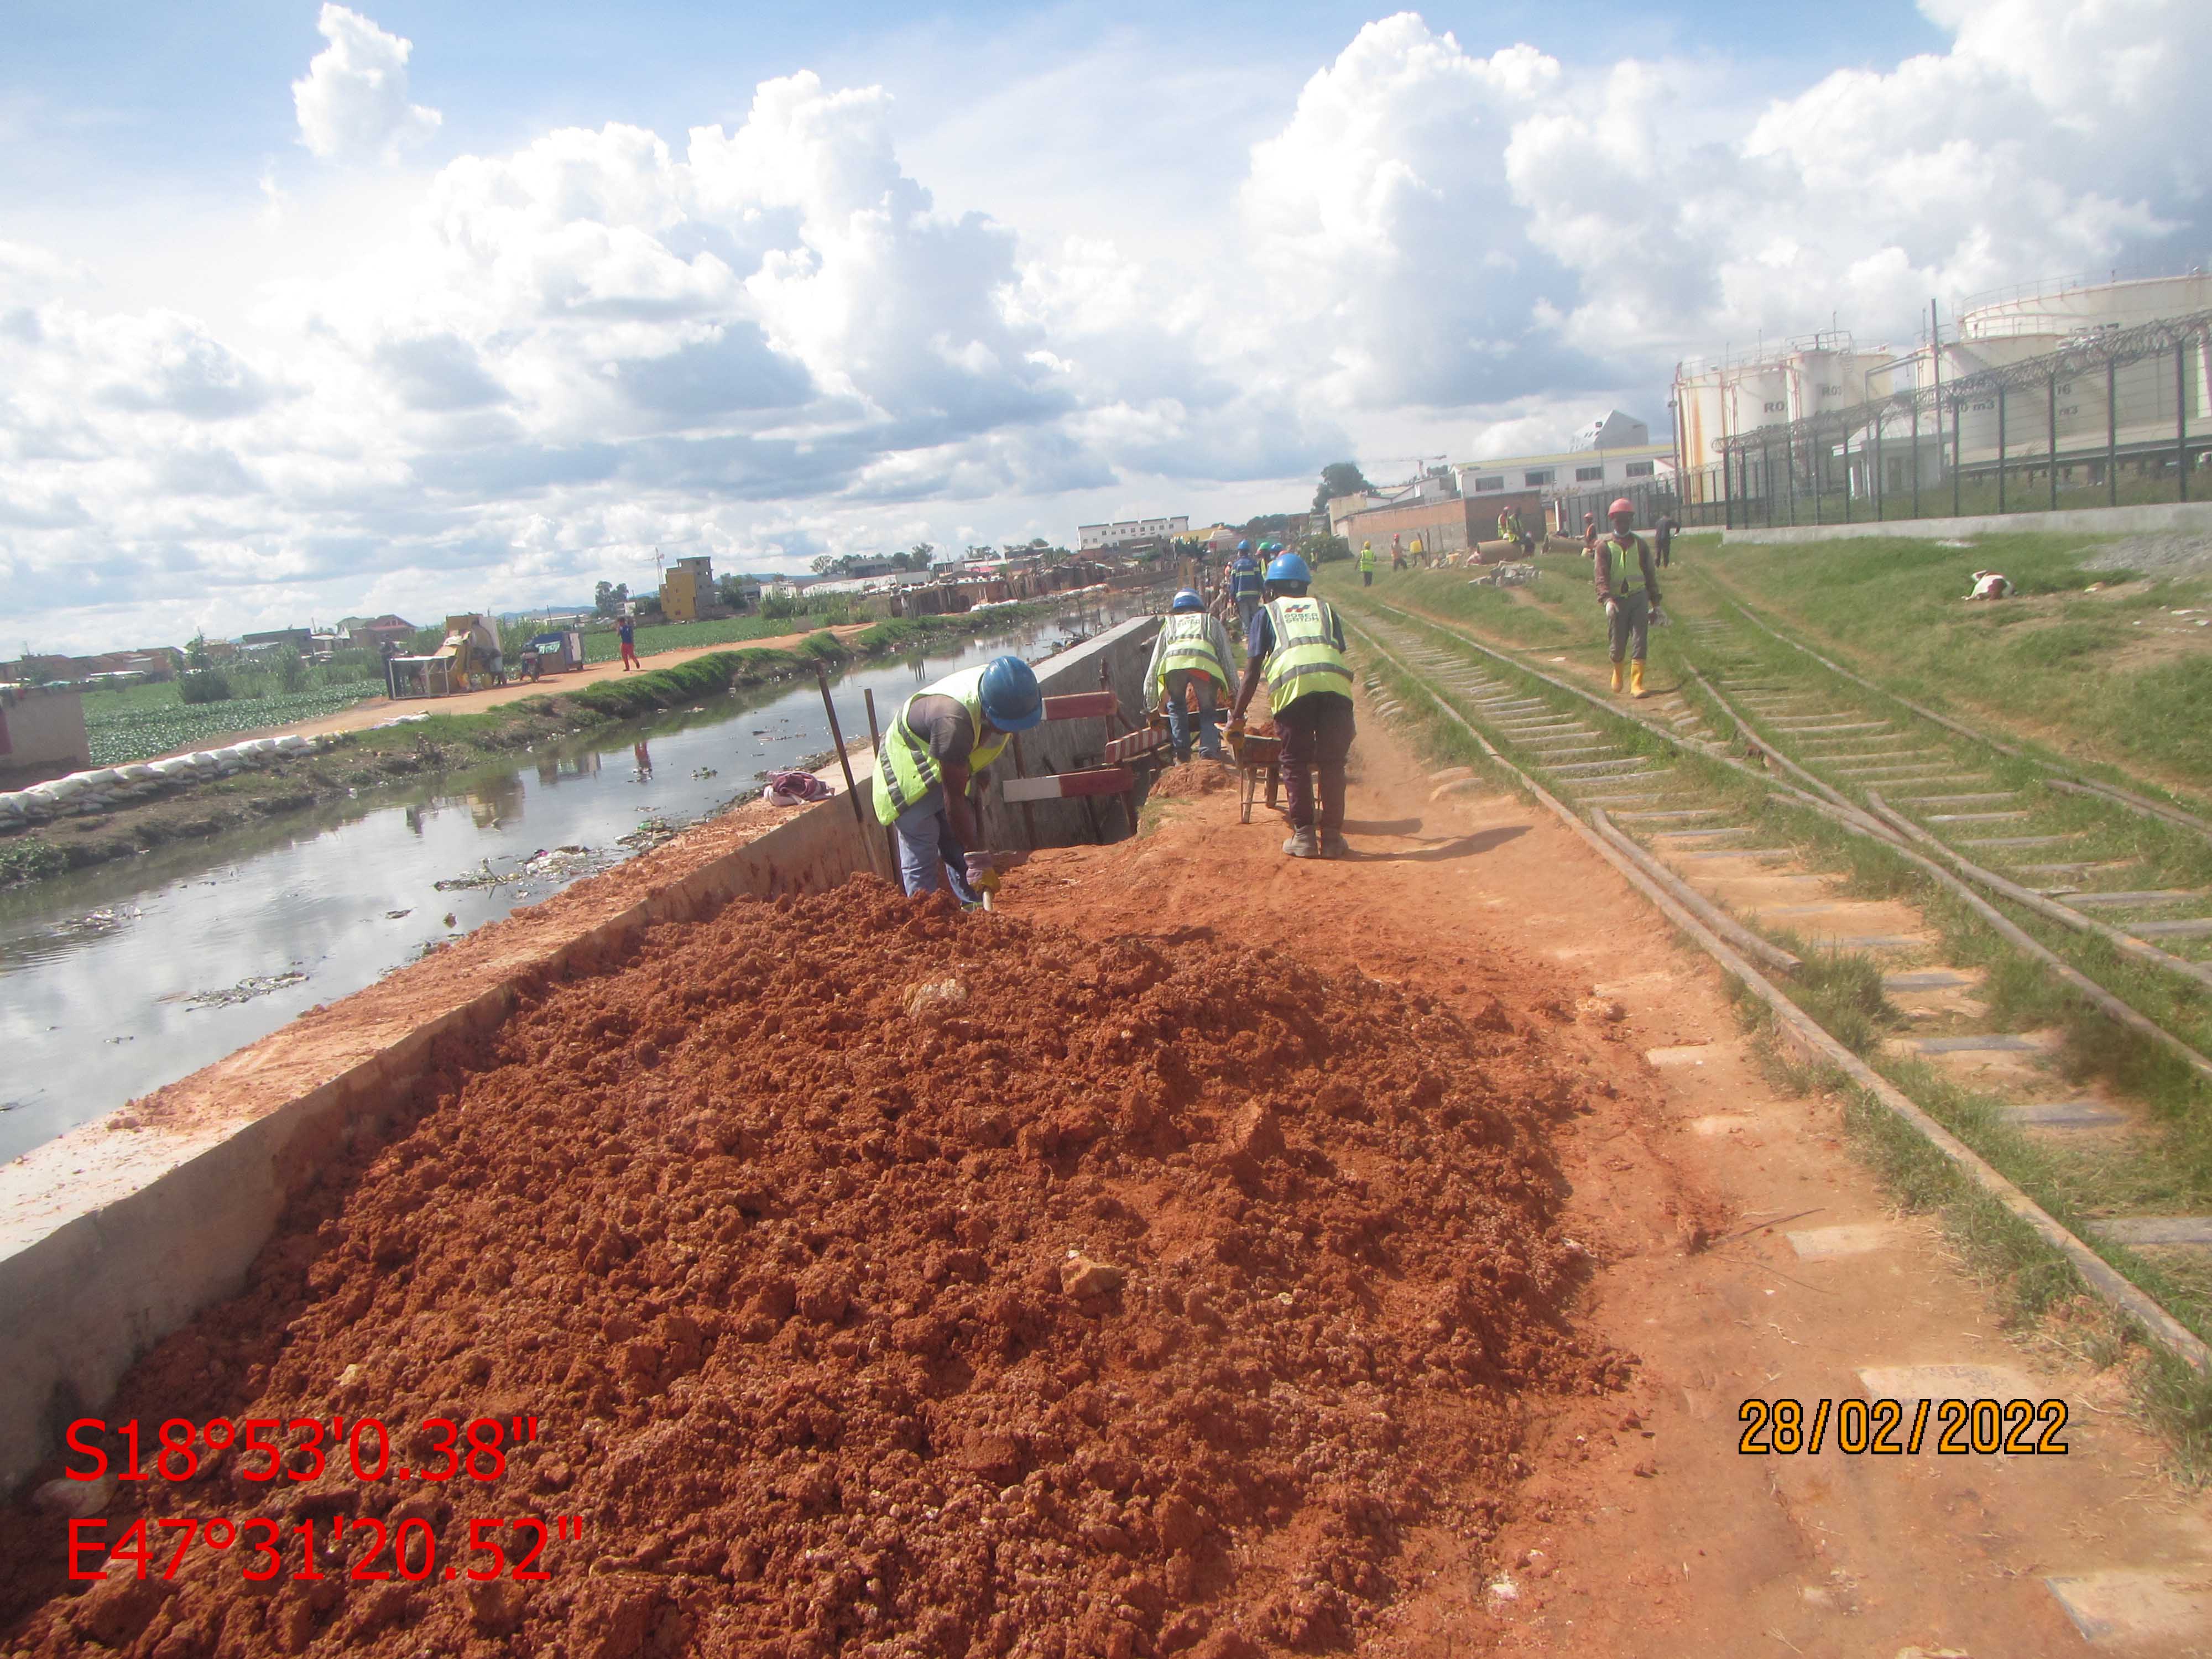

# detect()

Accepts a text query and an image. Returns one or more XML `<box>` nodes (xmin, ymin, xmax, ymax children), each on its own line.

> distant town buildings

<box><xmin>1451</xmin><ymin>410</ymin><xmax>1674</xmax><ymax>513</ymax></box>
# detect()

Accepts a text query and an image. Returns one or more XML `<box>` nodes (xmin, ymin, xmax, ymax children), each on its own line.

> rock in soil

<box><xmin>0</xmin><ymin>878</ymin><xmax>1623</xmax><ymax>1656</ymax></box>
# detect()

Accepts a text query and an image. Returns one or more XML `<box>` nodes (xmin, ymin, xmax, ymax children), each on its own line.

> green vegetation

<box><xmin>1320</xmin><ymin>553</ymin><xmax>1609</xmax><ymax>651</ymax></box>
<box><xmin>82</xmin><ymin>684</ymin><xmax>380</xmax><ymax>765</ymax></box>
<box><xmin>1697</xmin><ymin>530</ymin><xmax>2212</xmax><ymax>791</ymax></box>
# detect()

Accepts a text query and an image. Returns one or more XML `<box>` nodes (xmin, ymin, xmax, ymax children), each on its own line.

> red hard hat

<box><xmin>1609</xmin><ymin>498</ymin><xmax>1635</xmax><ymax>517</ymax></box>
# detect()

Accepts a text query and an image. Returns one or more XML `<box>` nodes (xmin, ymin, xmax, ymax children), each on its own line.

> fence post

<box><xmin>1997</xmin><ymin>385</ymin><xmax>2008</xmax><ymax>515</ymax></box>
<box><xmin>1785</xmin><ymin>428</ymin><xmax>1797</xmax><ymax>525</ymax></box>
<box><xmin>1721</xmin><ymin>448</ymin><xmax>1733</xmax><ymax>530</ymax></box>
<box><xmin>2107</xmin><ymin>356</ymin><xmax>2118</xmax><ymax>507</ymax></box>
<box><xmin>2048</xmin><ymin>369</ymin><xmax>2059</xmax><ymax>514</ymax></box>
<box><xmin>2179</xmin><ymin>337</ymin><xmax>2192</xmax><ymax>505</ymax></box>
<box><xmin>1910</xmin><ymin>399</ymin><xmax>1920</xmax><ymax>520</ymax></box>
<box><xmin>1952</xmin><ymin>398</ymin><xmax>1962</xmax><ymax>518</ymax></box>
<box><xmin>1874</xmin><ymin>412</ymin><xmax>1884</xmax><ymax>521</ymax></box>
<box><xmin>1812</xmin><ymin>429</ymin><xmax>1823</xmax><ymax>524</ymax></box>
<box><xmin>1842</xmin><ymin>424</ymin><xmax>1853</xmax><ymax>523</ymax></box>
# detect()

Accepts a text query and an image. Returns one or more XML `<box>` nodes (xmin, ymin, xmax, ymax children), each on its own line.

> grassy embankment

<box><xmin>1</xmin><ymin>609</ymin><xmax>1051</xmax><ymax>891</ymax></box>
<box><xmin>1695</xmin><ymin>530</ymin><xmax>2212</xmax><ymax>799</ymax></box>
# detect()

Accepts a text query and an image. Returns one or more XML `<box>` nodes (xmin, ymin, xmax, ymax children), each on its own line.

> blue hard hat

<box><xmin>1265</xmin><ymin>552</ymin><xmax>1312</xmax><ymax>586</ymax></box>
<box><xmin>977</xmin><ymin>655</ymin><xmax>1045</xmax><ymax>732</ymax></box>
<box><xmin>1237</xmin><ymin>539</ymin><xmax>1251</xmax><ymax>552</ymax></box>
<box><xmin>1172</xmin><ymin>588</ymin><xmax>1204</xmax><ymax>612</ymax></box>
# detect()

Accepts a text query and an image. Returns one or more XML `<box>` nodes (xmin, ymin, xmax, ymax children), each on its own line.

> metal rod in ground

<box><xmin>862</xmin><ymin>688</ymin><xmax>899</xmax><ymax>883</ymax></box>
<box><xmin>815</xmin><ymin>662</ymin><xmax>872</xmax><ymax>849</ymax></box>
<box><xmin>1590</xmin><ymin>808</ymin><xmax>1802</xmax><ymax>978</ymax></box>
<box><xmin>1350</xmin><ymin>617</ymin><xmax>2212</xmax><ymax>1378</ymax></box>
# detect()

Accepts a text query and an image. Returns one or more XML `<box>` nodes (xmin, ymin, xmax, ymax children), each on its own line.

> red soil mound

<box><xmin>3</xmin><ymin>879</ymin><xmax>1621</xmax><ymax>1657</ymax></box>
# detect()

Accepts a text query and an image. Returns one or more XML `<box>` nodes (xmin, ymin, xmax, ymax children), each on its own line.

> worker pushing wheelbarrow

<box><xmin>1142</xmin><ymin>588</ymin><xmax>1239</xmax><ymax>764</ymax></box>
<box><xmin>1227</xmin><ymin>550</ymin><xmax>1358</xmax><ymax>859</ymax></box>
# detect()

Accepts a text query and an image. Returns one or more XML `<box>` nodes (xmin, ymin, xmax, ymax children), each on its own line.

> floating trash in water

<box><xmin>618</xmin><ymin>817</ymin><xmax>682</xmax><ymax>853</ymax></box>
<box><xmin>51</xmin><ymin>905</ymin><xmax>140</xmax><ymax>938</ymax></box>
<box><xmin>184</xmin><ymin>971</ymin><xmax>309</xmax><ymax>1010</ymax></box>
<box><xmin>692</xmin><ymin>767</ymin><xmax>718</xmax><ymax>780</ymax></box>
<box><xmin>385</xmin><ymin>909</ymin><xmax>413</xmax><ymax>920</ymax></box>
<box><xmin>434</xmin><ymin>859</ymin><xmax>506</xmax><ymax>891</ymax></box>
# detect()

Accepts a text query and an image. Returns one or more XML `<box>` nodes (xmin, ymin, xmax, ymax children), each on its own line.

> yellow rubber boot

<box><xmin>1631</xmin><ymin>659</ymin><xmax>1647</xmax><ymax>698</ymax></box>
<box><xmin>1610</xmin><ymin>661</ymin><xmax>1625</xmax><ymax>693</ymax></box>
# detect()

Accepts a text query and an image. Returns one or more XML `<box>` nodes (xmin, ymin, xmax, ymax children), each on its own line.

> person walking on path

<box><xmin>1587</xmin><ymin>498</ymin><xmax>1663</xmax><ymax>697</ymax></box>
<box><xmin>1145</xmin><ymin>589</ymin><xmax>1239</xmax><ymax>762</ymax></box>
<box><xmin>1358</xmin><ymin>540</ymin><xmax>1376</xmax><ymax>586</ymax></box>
<box><xmin>618</xmin><ymin>614</ymin><xmax>640</xmax><ymax>671</ymax></box>
<box><xmin>1228</xmin><ymin>541</ymin><xmax>1266</xmax><ymax>644</ymax></box>
<box><xmin>871</xmin><ymin>655</ymin><xmax>1044</xmax><ymax>904</ymax></box>
<box><xmin>1227</xmin><ymin>552</ymin><xmax>1357</xmax><ymax>860</ymax></box>
<box><xmin>1390</xmin><ymin>531</ymin><xmax>1404</xmax><ymax>571</ymax></box>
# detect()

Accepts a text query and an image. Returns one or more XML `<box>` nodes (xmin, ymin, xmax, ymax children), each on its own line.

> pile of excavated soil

<box><xmin>2</xmin><ymin>879</ymin><xmax>1621</xmax><ymax>1658</ymax></box>
<box><xmin>1146</xmin><ymin>761</ymin><xmax>1237</xmax><ymax>800</ymax></box>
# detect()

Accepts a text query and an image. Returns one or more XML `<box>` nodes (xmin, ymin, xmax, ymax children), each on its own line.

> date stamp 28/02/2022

<box><xmin>1739</xmin><ymin>1396</ymin><xmax>2069</xmax><ymax>1457</ymax></box>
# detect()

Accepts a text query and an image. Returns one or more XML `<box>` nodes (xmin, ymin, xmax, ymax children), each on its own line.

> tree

<box><xmin>907</xmin><ymin>541</ymin><xmax>935</xmax><ymax>567</ymax></box>
<box><xmin>811</xmin><ymin>554</ymin><xmax>840</xmax><ymax>575</ymax></box>
<box><xmin>186</xmin><ymin>633</ymin><xmax>212</xmax><ymax>670</ymax></box>
<box><xmin>593</xmin><ymin>581</ymin><xmax>629</xmax><ymax>617</ymax></box>
<box><xmin>715</xmin><ymin>573</ymin><xmax>752</xmax><ymax>612</ymax></box>
<box><xmin>1312</xmin><ymin>461</ymin><xmax>1375</xmax><ymax>516</ymax></box>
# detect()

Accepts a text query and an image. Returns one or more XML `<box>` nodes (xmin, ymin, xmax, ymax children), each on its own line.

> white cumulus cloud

<box><xmin>292</xmin><ymin>4</ymin><xmax>442</xmax><ymax>163</ymax></box>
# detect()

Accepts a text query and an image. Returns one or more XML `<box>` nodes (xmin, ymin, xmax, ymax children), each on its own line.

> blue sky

<box><xmin>2</xmin><ymin>1</ymin><xmax>2200</xmax><ymax>648</ymax></box>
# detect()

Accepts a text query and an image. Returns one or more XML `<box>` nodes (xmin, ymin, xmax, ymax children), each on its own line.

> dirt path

<box><xmin>1003</xmin><ymin>693</ymin><xmax>2212</xmax><ymax>1654</ymax></box>
<box><xmin>147</xmin><ymin>624</ymin><xmax>878</xmax><ymax>761</ymax></box>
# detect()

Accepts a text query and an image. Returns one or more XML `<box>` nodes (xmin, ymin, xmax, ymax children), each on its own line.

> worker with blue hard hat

<box><xmin>872</xmin><ymin>654</ymin><xmax>1042</xmax><ymax>903</ymax></box>
<box><xmin>1144</xmin><ymin>588</ymin><xmax>1239</xmax><ymax>763</ymax></box>
<box><xmin>1228</xmin><ymin>552</ymin><xmax>1357</xmax><ymax>859</ymax></box>
<box><xmin>1228</xmin><ymin>541</ymin><xmax>1267</xmax><ymax>644</ymax></box>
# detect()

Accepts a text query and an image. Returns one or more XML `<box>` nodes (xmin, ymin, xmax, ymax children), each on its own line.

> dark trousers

<box><xmin>1276</xmin><ymin>692</ymin><xmax>1356</xmax><ymax>832</ymax></box>
<box><xmin>1361</xmin><ymin>570</ymin><xmax>1373</xmax><ymax>586</ymax></box>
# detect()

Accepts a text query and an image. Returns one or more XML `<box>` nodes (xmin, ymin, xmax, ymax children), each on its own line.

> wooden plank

<box><xmin>1042</xmin><ymin>691</ymin><xmax>1117</xmax><ymax>722</ymax></box>
<box><xmin>1104</xmin><ymin>729</ymin><xmax>1170</xmax><ymax>765</ymax></box>
<box><xmin>1001</xmin><ymin>766</ymin><xmax>1138</xmax><ymax>803</ymax></box>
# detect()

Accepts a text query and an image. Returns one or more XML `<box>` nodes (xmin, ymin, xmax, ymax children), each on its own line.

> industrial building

<box><xmin>1672</xmin><ymin>270</ymin><xmax>2212</xmax><ymax>513</ymax></box>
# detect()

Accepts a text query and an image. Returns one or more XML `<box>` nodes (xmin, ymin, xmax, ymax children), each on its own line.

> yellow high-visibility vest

<box><xmin>1259</xmin><ymin>597</ymin><xmax>1353</xmax><ymax>714</ymax></box>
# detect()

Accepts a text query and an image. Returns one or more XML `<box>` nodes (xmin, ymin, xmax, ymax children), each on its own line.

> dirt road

<box><xmin>155</xmin><ymin>624</ymin><xmax>877</xmax><ymax>759</ymax></box>
<box><xmin>1005</xmin><ymin>697</ymin><xmax>2212</xmax><ymax>1654</ymax></box>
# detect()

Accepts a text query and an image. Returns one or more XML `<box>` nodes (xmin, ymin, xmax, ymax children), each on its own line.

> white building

<box><xmin>1077</xmin><ymin>515</ymin><xmax>1190</xmax><ymax>551</ymax></box>
<box><xmin>1451</xmin><ymin>411</ymin><xmax>1674</xmax><ymax>511</ymax></box>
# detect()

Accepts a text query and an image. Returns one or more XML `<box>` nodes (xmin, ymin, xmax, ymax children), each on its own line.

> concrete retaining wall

<box><xmin>1723</xmin><ymin>499</ymin><xmax>2212</xmax><ymax>547</ymax></box>
<box><xmin>0</xmin><ymin>615</ymin><xmax>1161</xmax><ymax>1491</ymax></box>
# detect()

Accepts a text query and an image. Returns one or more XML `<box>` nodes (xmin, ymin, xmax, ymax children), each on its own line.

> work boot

<box><xmin>1610</xmin><ymin>661</ymin><xmax>1625</xmax><ymax>693</ymax></box>
<box><xmin>1320</xmin><ymin>830</ymin><xmax>1351</xmax><ymax>859</ymax></box>
<box><xmin>1282</xmin><ymin>827</ymin><xmax>1322</xmax><ymax>859</ymax></box>
<box><xmin>1631</xmin><ymin>659</ymin><xmax>1647</xmax><ymax>698</ymax></box>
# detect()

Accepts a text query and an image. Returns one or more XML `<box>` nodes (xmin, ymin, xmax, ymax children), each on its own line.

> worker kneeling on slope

<box><xmin>873</xmin><ymin>655</ymin><xmax>1043</xmax><ymax>904</ymax></box>
<box><xmin>1146</xmin><ymin>588</ymin><xmax>1239</xmax><ymax>763</ymax></box>
<box><xmin>1228</xmin><ymin>552</ymin><xmax>1357</xmax><ymax>860</ymax></box>
<box><xmin>1588</xmin><ymin>497</ymin><xmax>1664</xmax><ymax>698</ymax></box>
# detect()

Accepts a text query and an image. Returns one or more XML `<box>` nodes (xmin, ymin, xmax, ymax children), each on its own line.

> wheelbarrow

<box><xmin>1226</xmin><ymin>731</ymin><xmax>1282</xmax><ymax>825</ymax></box>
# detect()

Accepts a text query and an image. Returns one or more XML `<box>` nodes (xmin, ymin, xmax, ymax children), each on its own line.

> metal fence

<box><xmin>1679</xmin><ymin>308</ymin><xmax>2212</xmax><ymax>531</ymax></box>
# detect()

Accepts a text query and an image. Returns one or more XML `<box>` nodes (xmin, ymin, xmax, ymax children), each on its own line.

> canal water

<box><xmin>1</xmin><ymin>599</ymin><xmax>1148</xmax><ymax>1161</ymax></box>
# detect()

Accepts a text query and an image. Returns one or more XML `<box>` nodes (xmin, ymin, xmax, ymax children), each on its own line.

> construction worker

<box><xmin>1653</xmin><ymin>512</ymin><xmax>1678</xmax><ymax>568</ymax></box>
<box><xmin>1145</xmin><ymin>589</ymin><xmax>1238</xmax><ymax>762</ymax></box>
<box><xmin>1227</xmin><ymin>552</ymin><xmax>1356</xmax><ymax>860</ymax></box>
<box><xmin>1588</xmin><ymin>498</ymin><xmax>1663</xmax><ymax>697</ymax></box>
<box><xmin>1358</xmin><ymin>540</ymin><xmax>1376</xmax><ymax>586</ymax></box>
<box><xmin>1409</xmin><ymin>533</ymin><xmax>1426</xmax><ymax>569</ymax></box>
<box><xmin>872</xmin><ymin>654</ymin><xmax>1044</xmax><ymax>903</ymax></box>
<box><xmin>1228</xmin><ymin>541</ymin><xmax>1265</xmax><ymax>642</ymax></box>
<box><xmin>1390</xmin><ymin>531</ymin><xmax>1404</xmax><ymax>571</ymax></box>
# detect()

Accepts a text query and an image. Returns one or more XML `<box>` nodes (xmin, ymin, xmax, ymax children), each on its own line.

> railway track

<box><xmin>1336</xmin><ymin>581</ymin><xmax>2212</xmax><ymax>1384</ymax></box>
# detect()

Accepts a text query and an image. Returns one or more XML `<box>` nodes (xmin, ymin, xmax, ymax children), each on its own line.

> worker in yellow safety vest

<box><xmin>1227</xmin><ymin>552</ymin><xmax>1357</xmax><ymax>859</ymax></box>
<box><xmin>1587</xmin><ymin>498</ymin><xmax>1664</xmax><ymax>697</ymax></box>
<box><xmin>1145</xmin><ymin>589</ymin><xmax>1239</xmax><ymax>762</ymax></box>
<box><xmin>1358</xmin><ymin>540</ymin><xmax>1376</xmax><ymax>586</ymax></box>
<box><xmin>872</xmin><ymin>655</ymin><xmax>1044</xmax><ymax>902</ymax></box>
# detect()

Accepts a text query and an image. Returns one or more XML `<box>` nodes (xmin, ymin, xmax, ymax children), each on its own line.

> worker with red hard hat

<box><xmin>1587</xmin><ymin>498</ymin><xmax>1663</xmax><ymax>697</ymax></box>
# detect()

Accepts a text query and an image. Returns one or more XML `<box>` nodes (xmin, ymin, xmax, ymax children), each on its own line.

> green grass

<box><xmin>1696</xmin><ymin>531</ymin><xmax>2212</xmax><ymax>794</ymax></box>
<box><xmin>577</xmin><ymin>610</ymin><xmax>869</xmax><ymax>665</ymax></box>
<box><xmin>1319</xmin><ymin>555</ymin><xmax>1610</xmax><ymax>653</ymax></box>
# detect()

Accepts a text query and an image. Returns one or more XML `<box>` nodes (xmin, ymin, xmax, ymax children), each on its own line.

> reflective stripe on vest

<box><xmin>870</xmin><ymin>664</ymin><xmax>1012</xmax><ymax>826</ymax></box>
<box><xmin>1230</xmin><ymin>562</ymin><xmax>1262</xmax><ymax>598</ymax></box>
<box><xmin>1358</xmin><ymin>545</ymin><xmax>1375</xmax><ymax>569</ymax></box>
<box><xmin>1608</xmin><ymin>537</ymin><xmax>1646</xmax><ymax>595</ymax></box>
<box><xmin>1260</xmin><ymin>596</ymin><xmax>1353</xmax><ymax>714</ymax></box>
<box><xmin>1156</xmin><ymin>613</ymin><xmax>1229</xmax><ymax>692</ymax></box>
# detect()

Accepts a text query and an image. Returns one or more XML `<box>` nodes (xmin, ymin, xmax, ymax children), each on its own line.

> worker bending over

<box><xmin>1228</xmin><ymin>552</ymin><xmax>1357</xmax><ymax>860</ymax></box>
<box><xmin>1227</xmin><ymin>540</ymin><xmax>1265</xmax><ymax>642</ymax></box>
<box><xmin>872</xmin><ymin>655</ymin><xmax>1044</xmax><ymax>904</ymax></box>
<box><xmin>1587</xmin><ymin>498</ymin><xmax>1663</xmax><ymax>697</ymax></box>
<box><xmin>1145</xmin><ymin>589</ymin><xmax>1239</xmax><ymax>762</ymax></box>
